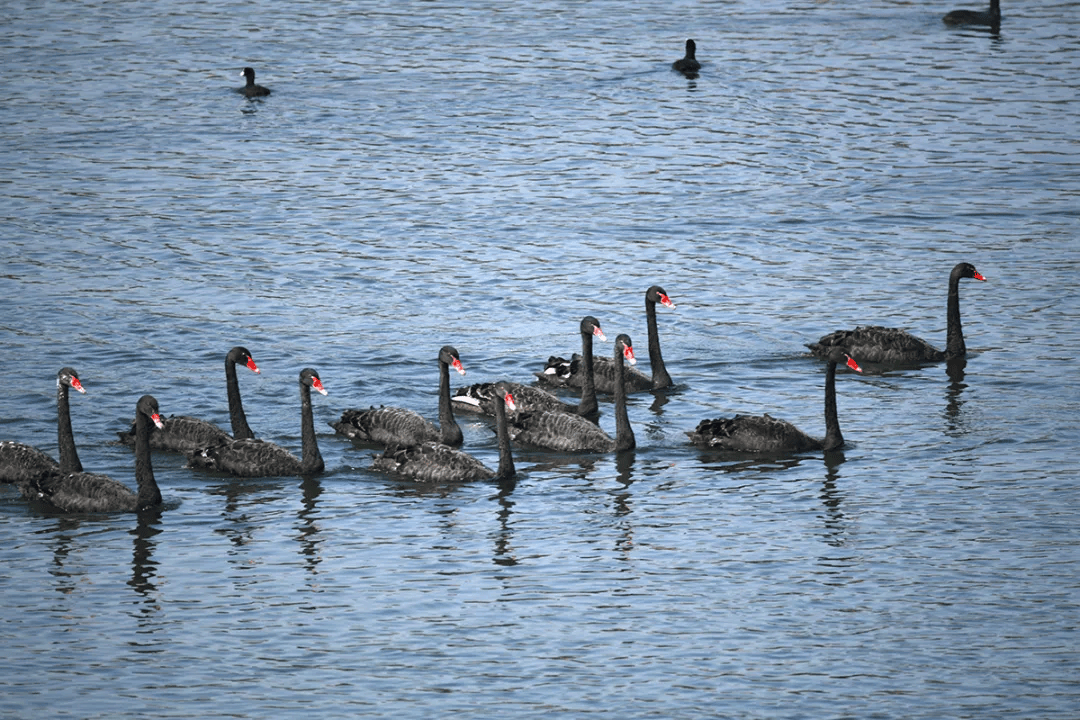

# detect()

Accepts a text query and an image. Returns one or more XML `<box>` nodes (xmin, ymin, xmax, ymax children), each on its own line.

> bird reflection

<box><xmin>126</xmin><ymin>508</ymin><xmax>164</xmax><ymax>622</ymax></box>
<box><xmin>46</xmin><ymin>516</ymin><xmax>82</xmax><ymax>595</ymax></box>
<box><xmin>944</xmin><ymin>357</ymin><xmax>968</xmax><ymax>436</ymax></box>
<box><xmin>819</xmin><ymin>450</ymin><xmax>847</xmax><ymax>547</ymax></box>
<box><xmin>613</xmin><ymin>451</ymin><xmax>636</xmax><ymax>555</ymax></box>
<box><xmin>491</xmin><ymin>477</ymin><xmax>518</xmax><ymax>567</ymax></box>
<box><xmin>295</xmin><ymin>476</ymin><xmax>324</xmax><ymax>575</ymax></box>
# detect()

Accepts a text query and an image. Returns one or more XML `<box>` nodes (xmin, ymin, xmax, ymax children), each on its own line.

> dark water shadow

<box><xmin>944</xmin><ymin>357</ymin><xmax>968</xmax><ymax>436</ymax></box>
<box><xmin>295</xmin><ymin>476</ymin><xmax>324</xmax><ymax>575</ymax></box>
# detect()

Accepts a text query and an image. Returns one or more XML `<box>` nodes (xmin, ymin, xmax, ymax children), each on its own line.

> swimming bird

<box><xmin>118</xmin><ymin>346</ymin><xmax>261</xmax><ymax>453</ymax></box>
<box><xmin>239</xmin><ymin>67</ymin><xmax>271</xmax><ymax>97</ymax></box>
<box><xmin>372</xmin><ymin>382</ymin><xmax>517</xmax><ymax>483</ymax></box>
<box><xmin>1</xmin><ymin>367</ymin><xmax>86</xmax><ymax>484</ymax></box>
<box><xmin>687</xmin><ymin>349</ymin><xmax>862</xmax><ymax>453</ymax></box>
<box><xmin>513</xmin><ymin>334</ymin><xmax>637</xmax><ymax>453</ymax></box>
<box><xmin>332</xmin><ymin>346</ymin><xmax>467</xmax><ymax>447</ymax></box>
<box><xmin>539</xmin><ymin>288</ymin><xmax>676</xmax><ymax>393</ymax></box>
<box><xmin>187</xmin><ymin>368</ymin><xmax>327</xmax><ymax>477</ymax></box>
<box><xmin>807</xmin><ymin>262</ymin><xmax>986</xmax><ymax>367</ymax></box>
<box><xmin>456</xmin><ymin>317</ymin><xmax>608</xmax><ymax>418</ymax></box>
<box><xmin>19</xmin><ymin>395</ymin><xmax>165</xmax><ymax>513</ymax></box>
<box><xmin>943</xmin><ymin>0</ymin><xmax>1000</xmax><ymax>27</ymax></box>
<box><xmin>673</xmin><ymin>39</ymin><xmax>701</xmax><ymax>75</ymax></box>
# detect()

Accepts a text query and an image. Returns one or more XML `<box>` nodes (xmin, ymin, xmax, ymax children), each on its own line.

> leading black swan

<box><xmin>240</xmin><ymin>67</ymin><xmax>271</xmax><ymax>97</ymax></box>
<box><xmin>19</xmin><ymin>394</ymin><xmax>165</xmax><ymax>513</ymax></box>
<box><xmin>119</xmin><ymin>346</ymin><xmax>261</xmax><ymax>453</ymax></box>
<box><xmin>673</xmin><ymin>39</ymin><xmax>701</xmax><ymax>76</ymax></box>
<box><xmin>187</xmin><ymin>368</ymin><xmax>327</xmax><ymax>477</ymax></box>
<box><xmin>1</xmin><ymin>367</ymin><xmax>86</xmax><ymax>484</ymax></box>
<box><xmin>332</xmin><ymin>346</ymin><xmax>467</xmax><ymax>447</ymax></box>
<box><xmin>513</xmin><ymin>334</ymin><xmax>637</xmax><ymax>453</ymax></box>
<box><xmin>372</xmin><ymin>383</ymin><xmax>517</xmax><ymax>483</ymax></box>
<box><xmin>688</xmin><ymin>349</ymin><xmax>862</xmax><ymax>453</ymax></box>
<box><xmin>455</xmin><ymin>317</ymin><xmax>607</xmax><ymax>418</ymax></box>
<box><xmin>807</xmin><ymin>262</ymin><xmax>986</xmax><ymax>366</ymax></box>
<box><xmin>943</xmin><ymin>0</ymin><xmax>1000</xmax><ymax>27</ymax></box>
<box><xmin>539</xmin><ymin>287</ymin><xmax>675</xmax><ymax>393</ymax></box>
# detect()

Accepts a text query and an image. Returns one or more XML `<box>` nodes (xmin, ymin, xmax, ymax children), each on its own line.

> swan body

<box><xmin>943</xmin><ymin>0</ymin><xmax>1000</xmax><ymax>26</ymax></box>
<box><xmin>808</xmin><ymin>263</ymin><xmax>985</xmax><ymax>366</ymax></box>
<box><xmin>457</xmin><ymin>317</ymin><xmax>607</xmax><ymax>418</ymax></box>
<box><xmin>453</xmin><ymin>381</ymin><xmax>576</xmax><ymax>417</ymax></box>
<box><xmin>673</xmin><ymin>39</ymin><xmax>701</xmax><ymax>75</ymax></box>
<box><xmin>187</xmin><ymin>368</ymin><xmax>327</xmax><ymax>477</ymax></box>
<box><xmin>372</xmin><ymin>383</ymin><xmax>517</xmax><ymax>483</ymax></box>
<box><xmin>688</xmin><ymin>350</ymin><xmax>862</xmax><ymax>453</ymax></box>
<box><xmin>1</xmin><ymin>367</ymin><xmax>86</xmax><ymax>484</ymax></box>
<box><xmin>514</xmin><ymin>334</ymin><xmax>637</xmax><ymax>453</ymax></box>
<box><xmin>240</xmin><ymin>67</ymin><xmax>271</xmax><ymax>97</ymax></box>
<box><xmin>19</xmin><ymin>395</ymin><xmax>165</xmax><ymax>513</ymax></box>
<box><xmin>539</xmin><ymin>287</ymin><xmax>674</xmax><ymax>393</ymax></box>
<box><xmin>119</xmin><ymin>346</ymin><xmax>260</xmax><ymax>453</ymax></box>
<box><xmin>333</xmin><ymin>346</ymin><xmax>466</xmax><ymax>447</ymax></box>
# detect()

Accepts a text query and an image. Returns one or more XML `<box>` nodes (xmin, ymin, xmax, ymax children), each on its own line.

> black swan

<box><xmin>372</xmin><ymin>383</ymin><xmax>517</xmax><ymax>483</ymax></box>
<box><xmin>187</xmin><ymin>368</ymin><xmax>327</xmax><ymax>477</ymax></box>
<box><xmin>332</xmin><ymin>346</ymin><xmax>467</xmax><ymax>447</ymax></box>
<box><xmin>1</xmin><ymin>367</ymin><xmax>86</xmax><ymax>484</ymax></box>
<box><xmin>807</xmin><ymin>263</ymin><xmax>986</xmax><ymax>366</ymax></box>
<box><xmin>673</xmin><ymin>39</ymin><xmax>702</xmax><ymax>75</ymax></box>
<box><xmin>19</xmin><ymin>395</ymin><xmax>165</xmax><ymax>513</ymax></box>
<box><xmin>688</xmin><ymin>349</ymin><xmax>862</xmax><ymax>453</ymax></box>
<box><xmin>119</xmin><ymin>346</ymin><xmax>261</xmax><ymax>453</ymax></box>
<box><xmin>455</xmin><ymin>317</ymin><xmax>607</xmax><ymax>418</ymax></box>
<box><xmin>943</xmin><ymin>0</ymin><xmax>1000</xmax><ymax>27</ymax></box>
<box><xmin>539</xmin><ymin>287</ymin><xmax>675</xmax><ymax>393</ymax></box>
<box><xmin>240</xmin><ymin>67</ymin><xmax>271</xmax><ymax>97</ymax></box>
<box><xmin>514</xmin><ymin>334</ymin><xmax>637</xmax><ymax>453</ymax></box>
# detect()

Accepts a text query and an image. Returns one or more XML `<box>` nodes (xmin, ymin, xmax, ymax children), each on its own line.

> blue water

<box><xmin>2</xmin><ymin>1</ymin><xmax>1079</xmax><ymax>717</ymax></box>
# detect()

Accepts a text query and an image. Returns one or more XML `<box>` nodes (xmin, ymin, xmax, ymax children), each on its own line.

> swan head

<box><xmin>301</xmin><ymin>368</ymin><xmax>328</xmax><ymax>396</ymax></box>
<box><xmin>492</xmin><ymin>382</ymin><xmax>517</xmax><ymax>414</ymax></box>
<box><xmin>581</xmin><ymin>316</ymin><xmax>607</xmax><ymax>342</ymax></box>
<box><xmin>58</xmin><ymin>367</ymin><xmax>86</xmax><ymax>394</ymax></box>
<box><xmin>953</xmin><ymin>262</ymin><xmax>987</xmax><ymax>283</ymax></box>
<box><xmin>439</xmin><ymin>345</ymin><xmax>466</xmax><ymax>376</ymax></box>
<box><xmin>647</xmin><ymin>285</ymin><xmax>676</xmax><ymax>310</ymax></box>
<box><xmin>229</xmin><ymin>346</ymin><xmax>261</xmax><ymax>374</ymax></box>
<box><xmin>615</xmin><ymin>334</ymin><xmax>637</xmax><ymax>365</ymax></box>
<box><xmin>137</xmin><ymin>394</ymin><xmax>165</xmax><ymax>430</ymax></box>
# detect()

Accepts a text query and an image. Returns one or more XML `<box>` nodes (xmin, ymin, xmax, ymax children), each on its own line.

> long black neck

<box><xmin>299</xmin><ymin>382</ymin><xmax>324</xmax><ymax>475</ymax></box>
<box><xmin>945</xmin><ymin>271</ymin><xmax>966</xmax><ymax>359</ymax></box>
<box><xmin>577</xmin><ymin>328</ymin><xmax>599</xmax><ymax>416</ymax></box>
<box><xmin>822</xmin><ymin>360</ymin><xmax>843</xmax><ymax>451</ymax></box>
<box><xmin>56</xmin><ymin>380</ymin><xmax>82</xmax><ymax>473</ymax></box>
<box><xmin>989</xmin><ymin>0</ymin><xmax>1000</xmax><ymax>17</ymax></box>
<box><xmin>438</xmin><ymin>359</ymin><xmax>463</xmax><ymax>446</ymax></box>
<box><xmin>645</xmin><ymin>296</ymin><xmax>671</xmax><ymax>389</ymax></box>
<box><xmin>226</xmin><ymin>357</ymin><xmax>254</xmax><ymax>440</ymax></box>
<box><xmin>613</xmin><ymin>345</ymin><xmax>636</xmax><ymax>452</ymax></box>
<box><xmin>135</xmin><ymin>411</ymin><xmax>162</xmax><ymax>509</ymax></box>
<box><xmin>492</xmin><ymin>392</ymin><xmax>515</xmax><ymax>480</ymax></box>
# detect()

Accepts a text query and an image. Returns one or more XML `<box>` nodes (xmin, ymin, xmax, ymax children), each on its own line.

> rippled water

<box><xmin>2</xmin><ymin>0</ymin><xmax>1079</xmax><ymax>717</ymax></box>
